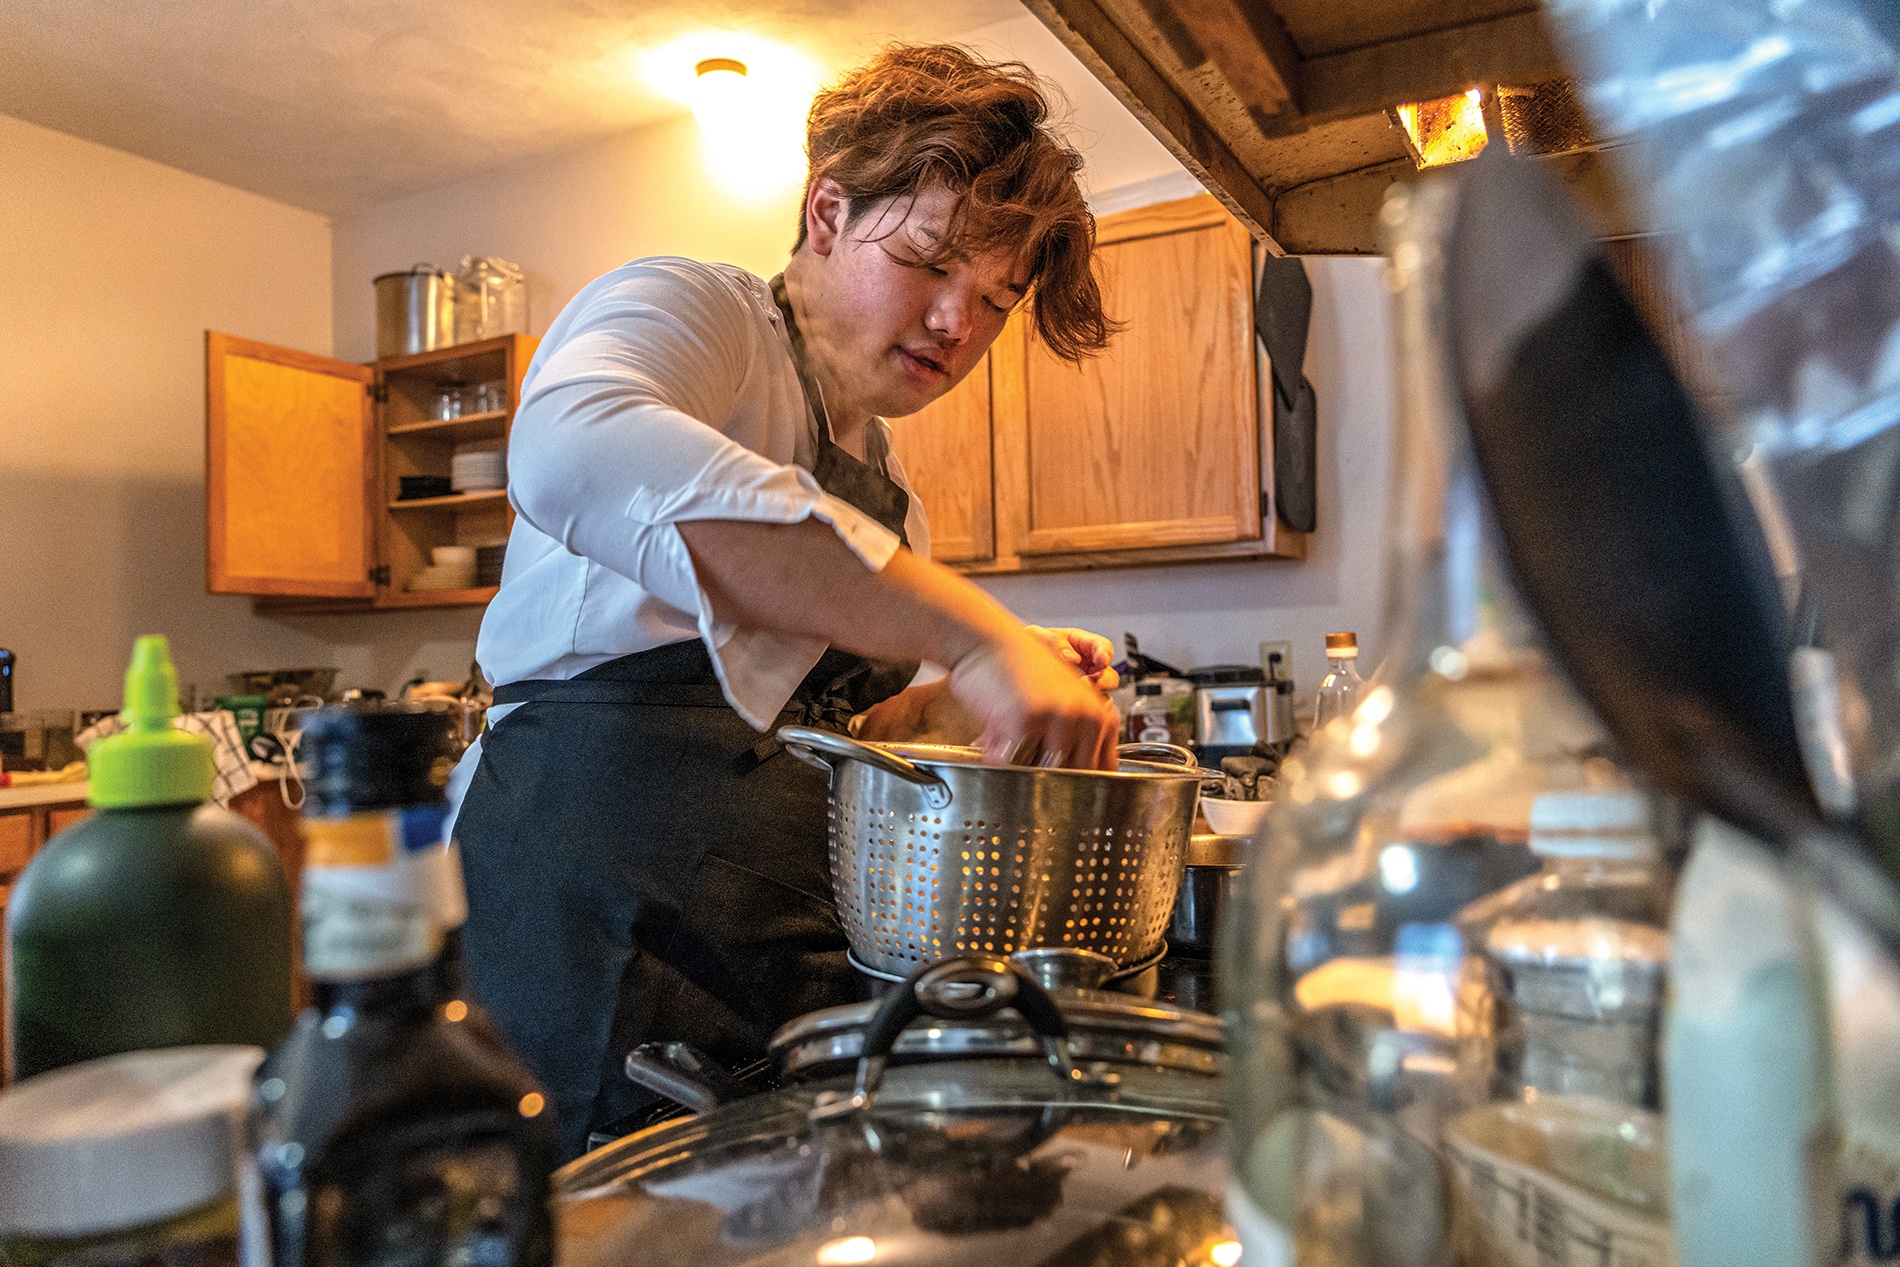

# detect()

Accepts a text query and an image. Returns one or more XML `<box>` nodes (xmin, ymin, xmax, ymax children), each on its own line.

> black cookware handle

<box><xmin>814</xmin><ymin>955</ymin><xmax>1075</xmax><ymax>1118</ymax></box>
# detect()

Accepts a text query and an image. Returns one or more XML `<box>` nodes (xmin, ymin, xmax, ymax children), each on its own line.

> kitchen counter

<box><xmin>0</xmin><ymin>781</ymin><xmax>87</xmax><ymax>811</ymax></box>
<box><xmin>0</xmin><ymin>763</ymin><xmax>296</xmax><ymax>812</ymax></box>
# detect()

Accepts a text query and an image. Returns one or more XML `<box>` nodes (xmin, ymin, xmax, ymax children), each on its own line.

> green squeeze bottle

<box><xmin>6</xmin><ymin>635</ymin><xmax>293</xmax><ymax>1079</ymax></box>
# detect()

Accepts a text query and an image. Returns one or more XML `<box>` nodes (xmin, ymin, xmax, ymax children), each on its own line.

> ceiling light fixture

<box><xmin>641</xmin><ymin>34</ymin><xmax>819</xmax><ymax>201</ymax></box>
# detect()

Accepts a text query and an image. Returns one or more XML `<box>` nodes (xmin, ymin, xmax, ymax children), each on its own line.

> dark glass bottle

<box><xmin>257</xmin><ymin>705</ymin><xmax>555</xmax><ymax>1267</ymax></box>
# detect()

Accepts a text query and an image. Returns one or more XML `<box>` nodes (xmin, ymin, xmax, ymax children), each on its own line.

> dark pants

<box><xmin>454</xmin><ymin>642</ymin><xmax>857</xmax><ymax>1160</ymax></box>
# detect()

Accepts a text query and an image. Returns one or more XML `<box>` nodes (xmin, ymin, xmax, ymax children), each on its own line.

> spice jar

<box><xmin>0</xmin><ymin>1046</ymin><xmax>263</xmax><ymax>1267</ymax></box>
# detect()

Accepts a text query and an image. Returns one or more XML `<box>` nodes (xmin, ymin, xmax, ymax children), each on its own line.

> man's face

<box><xmin>802</xmin><ymin>184</ymin><xmax>1029</xmax><ymax>419</ymax></box>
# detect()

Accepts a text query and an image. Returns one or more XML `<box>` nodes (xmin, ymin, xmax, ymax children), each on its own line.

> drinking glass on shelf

<box><xmin>434</xmin><ymin>384</ymin><xmax>465</xmax><ymax>420</ymax></box>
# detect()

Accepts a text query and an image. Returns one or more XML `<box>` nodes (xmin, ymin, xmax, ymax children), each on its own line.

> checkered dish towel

<box><xmin>75</xmin><ymin>710</ymin><xmax>259</xmax><ymax>807</ymax></box>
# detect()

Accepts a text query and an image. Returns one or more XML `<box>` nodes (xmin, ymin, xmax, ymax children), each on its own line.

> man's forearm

<box><xmin>676</xmin><ymin>517</ymin><xmax>1019</xmax><ymax>668</ymax></box>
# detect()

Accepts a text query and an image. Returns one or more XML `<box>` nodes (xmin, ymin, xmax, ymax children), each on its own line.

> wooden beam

<box><xmin>1132</xmin><ymin>0</ymin><xmax>1302</xmax><ymax>124</ymax></box>
<box><xmin>1022</xmin><ymin>0</ymin><xmax>1281</xmax><ymax>247</ymax></box>
<box><xmin>1301</xmin><ymin>10</ymin><xmax>1567</xmax><ymax>125</ymax></box>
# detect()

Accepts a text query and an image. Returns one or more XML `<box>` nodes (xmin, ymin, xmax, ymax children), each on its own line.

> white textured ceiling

<box><xmin>0</xmin><ymin>0</ymin><xmax>1027</xmax><ymax>215</ymax></box>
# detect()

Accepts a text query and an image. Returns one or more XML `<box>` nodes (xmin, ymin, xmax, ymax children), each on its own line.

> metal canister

<box><xmin>374</xmin><ymin>265</ymin><xmax>456</xmax><ymax>358</ymax></box>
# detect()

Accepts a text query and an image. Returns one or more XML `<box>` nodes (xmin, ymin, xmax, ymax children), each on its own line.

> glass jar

<box><xmin>1222</xmin><ymin>178</ymin><xmax>1679</xmax><ymax>1267</ymax></box>
<box><xmin>0</xmin><ymin>1046</ymin><xmax>262</xmax><ymax>1267</ymax></box>
<box><xmin>454</xmin><ymin>256</ymin><xmax>528</xmax><ymax>343</ymax></box>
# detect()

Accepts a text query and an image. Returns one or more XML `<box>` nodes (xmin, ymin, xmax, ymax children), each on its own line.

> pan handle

<box><xmin>776</xmin><ymin>725</ymin><xmax>952</xmax><ymax>809</ymax></box>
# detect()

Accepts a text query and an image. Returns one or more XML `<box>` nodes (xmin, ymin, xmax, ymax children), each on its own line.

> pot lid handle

<box><xmin>811</xmin><ymin>955</ymin><xmax>1077</xmax><ymax>1120</ymax></box>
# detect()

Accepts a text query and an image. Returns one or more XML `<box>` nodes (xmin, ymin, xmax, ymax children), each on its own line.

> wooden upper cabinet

<box><xmin>886</xmin><ymin>355</ymin><xmax>995</xmax><ymax>564</ymax></box>
<box><xmin>999</xmin><ymin>194</ymin><xmax>1262</xmax><ymax>557</ymax></box>
<box><xmin>206</xmin><ymin>333</ymin><xmax>376</xmax><ymax>597</ymax></box>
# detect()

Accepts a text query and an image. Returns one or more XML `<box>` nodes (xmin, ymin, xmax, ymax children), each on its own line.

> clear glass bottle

<box><xmin>1313</xmin><ymin>632</ymin><xmax>1366</xmax><ymax>728</ymax></box>
<box><xmin>1221</xmin><ymin>179</ymin><xmax>1678</xmax><ymax>1267</ymax></box>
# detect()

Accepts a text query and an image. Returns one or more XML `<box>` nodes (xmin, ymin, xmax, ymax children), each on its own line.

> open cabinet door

<box><xmin>206</xmin><ymin>332</ymin><xmax>376</xmax><ymax>597</ymax></box>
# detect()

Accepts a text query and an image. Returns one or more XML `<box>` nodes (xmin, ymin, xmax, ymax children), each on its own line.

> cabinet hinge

<box><xmin>1259</xmin><ymin>490</ymin><xmax>1272</xmax><ymax>520</ymax></box>
<box><xmin>368</xmin><ymin>381</ymin><xmax>389</xmax><ymax>403</ymax></box>
<box><xmin>369</xmin><ymin>565</ymin><xmax>391</xmax><ymax>586</ymax></box>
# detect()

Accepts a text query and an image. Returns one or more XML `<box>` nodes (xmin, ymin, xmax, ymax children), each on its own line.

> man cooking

<box><xmin>452</xmin><ymin>43</ymin><xmax>1124</xmax><ymax>1158</ymax></box>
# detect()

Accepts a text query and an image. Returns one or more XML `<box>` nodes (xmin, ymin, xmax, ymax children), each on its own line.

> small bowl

<box><xmin>432</xmin><ymin>545</ymin><xmax>477</xmax><ymax>566</ymax></box>
<box><xmin>1200</xmin><ymin>795</ymin><xmax>1271</xmax><ymax>837</ymax></box>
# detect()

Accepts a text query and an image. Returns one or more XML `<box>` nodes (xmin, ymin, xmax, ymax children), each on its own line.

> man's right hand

<box><xmin>948</xmin><ymin>630</ymin><xmax>1122</xmax><ymax>770</ymax></box>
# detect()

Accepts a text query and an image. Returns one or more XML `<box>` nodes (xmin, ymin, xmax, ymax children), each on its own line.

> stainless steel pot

<box><xmin>777</xmin><ymin>729</ymin><xmax>1213</xmax><ymax>977</ymax></box>
<box><xmin>374</xmin><ymin>264</ymin><xmax>456</xmax><ymax>358</ymax></box>
<box><xmin>559</xmin><ymin>955</ymin><xmax>1233</xmax><ymax>1267</ymax></box>
<box><xmin>1168</xmin><ymin>833</ymin><xmax>1244</xmax><ymax>958</ymax></box>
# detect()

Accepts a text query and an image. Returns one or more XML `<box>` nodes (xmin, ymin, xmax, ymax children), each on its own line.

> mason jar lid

<box><xmin>0</xmin><ymin>1046</ymin><xmax>262</xmax><ymax>1237</ymax></box>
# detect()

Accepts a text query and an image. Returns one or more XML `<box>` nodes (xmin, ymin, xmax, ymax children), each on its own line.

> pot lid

<box><xmin>556</xmin><ymin>957</ymin><xmax>1235</xmax><ymax>1267</ymax></box>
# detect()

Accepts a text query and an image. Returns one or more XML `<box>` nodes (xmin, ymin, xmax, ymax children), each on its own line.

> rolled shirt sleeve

<box><xmin>503</xmin><ymin>261</ymin><xmax>901</xmax><ymax>728</ymax></box>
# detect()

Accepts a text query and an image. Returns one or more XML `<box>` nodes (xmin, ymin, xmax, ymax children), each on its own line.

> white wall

<box><xmin>0</xmin><ymin>112</ymin><xmax>344</xmax><ymax>713</ymax></box>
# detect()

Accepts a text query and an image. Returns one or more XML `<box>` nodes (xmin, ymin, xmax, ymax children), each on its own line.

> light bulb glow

<box><xmin>816</xmin><ymin>1237</ymin><xmax>877</xmax><ymax>1266</ymax></box>
<box><xmin>641</xmin><ymin>33</ymin><xmax>819</xmax><ymax>200</ymax></box>
<box><xmin>1211</xmin><ymin>1240</ymin><xmax>1243</xmax><ymax>1267</ymax></box>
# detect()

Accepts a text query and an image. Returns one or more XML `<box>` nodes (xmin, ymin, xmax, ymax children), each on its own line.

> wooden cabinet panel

<box><xmin>45</xmin><ymin>806</ymin><xmax>90</xmax><ymax>836</ymax></box>
<box><xmin>0</xmin><ymin>812</ymin><xmax>31</xmax><ymax>884</ymax></box>
<box><xmin>1006</xmin><ymin>195</ymin><xmax>1261</xmax><ymax>556</ymax></box>
<box><xmin>207</xmin><ymin>332</ymin><xmax>376</xmax><ymax>597</ymax></box>
<box><xmin>887</xmin><ymin>356</ymin><xmax>995</xmax><ymax>563</ymax></box>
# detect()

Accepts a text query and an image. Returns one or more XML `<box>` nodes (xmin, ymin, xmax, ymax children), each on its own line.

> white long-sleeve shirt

<box><xmin>474</xmin><ymin>256</ymin><xmax>930</xmax><ymax>728</ymax></box>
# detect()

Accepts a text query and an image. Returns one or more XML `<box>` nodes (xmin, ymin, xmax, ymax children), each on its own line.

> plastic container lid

<box><xmin>1325</xmin><ymin>632</ymin><xmax>1359</xmax><ymax>657</ymax></box>
<box><xmin>1528</xmin><ymin>790</ymin><xmax>1655</xmax><ymax>859</ymax></box>
<box><xmin>88</xmin><ymin>636</ymin><xmax>215</xmax><ymax>810</ymax></box>
<box><xmin>0</xmin><ymin>1045</ymin><xmax>262</xmax><ymax>1237</ymax></box>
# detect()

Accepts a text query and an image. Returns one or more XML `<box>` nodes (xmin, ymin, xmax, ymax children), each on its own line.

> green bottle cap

<box><xmin>88</xmin><ymin>636</ymin><xmax>215</xmax><ymax>809</ymax></box>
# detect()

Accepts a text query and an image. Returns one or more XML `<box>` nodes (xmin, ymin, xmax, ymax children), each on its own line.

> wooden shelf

<box><xmin>388</xmin><ymin>489</ymin><xmax>507</xmax><ymax>511</ymax></box>
<box><xmin>387</xmin><ymin>411</ymin><xmax>509</xmax><ymax>441</ymax></box>
<box><xmin>378</xmin><ymin>586</ymin><xmax>500</xmax><ymax>609</ymax></box>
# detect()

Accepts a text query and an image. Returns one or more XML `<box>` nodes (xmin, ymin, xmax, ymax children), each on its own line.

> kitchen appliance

<box><xmin>1187</xmin><ymin>665</ymin><xmax>1266</xmax><ymax>762</ymax></box>
<box><xmin>564</xmin><ymin>955</ymin><xmax>1232</xmax><ymax>1267</ymax></box>
<box><xmin>374</xmin><ymin>265</ymin><xmax>456</xmax><ymax>359</ymax></box>
<box><xmin>776</xmin><ymin>729</ymin><xmax>1212</xmax><ymax>978</ymax></box>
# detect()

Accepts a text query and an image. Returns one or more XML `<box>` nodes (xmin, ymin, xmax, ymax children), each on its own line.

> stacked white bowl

<box><xmin>407</xmin><ymin>545</ymin><xmax>479</xmax><ymax>592</ymax></box>
<box><xmin>451</xmin><ymin>445</ymin><xmax>506</xmax><ymax>492</ymax></box>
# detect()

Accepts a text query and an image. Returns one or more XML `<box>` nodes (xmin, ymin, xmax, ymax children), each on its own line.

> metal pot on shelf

<box><xmin>775</xmin><ymin>729</ymin><xmax>1216</xmax><ymax>978</ymax></box>
<box><xmin>558</xmin><ymin>954</ymin><xmax>1234</xmax><ymax>1267</ymax></box>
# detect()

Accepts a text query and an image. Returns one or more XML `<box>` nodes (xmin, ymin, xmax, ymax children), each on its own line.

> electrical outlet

<box><xmin>1259</xmin><ymin>640</ymin><xmax>1293</xmax><ymax>686</ymax></box>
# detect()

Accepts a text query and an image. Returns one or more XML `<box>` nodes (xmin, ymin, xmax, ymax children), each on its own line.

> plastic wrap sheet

<box><xmin>1544</xmin><ymin>0</ymin><xmax>1900</xmax><ymax>849</ymax></box>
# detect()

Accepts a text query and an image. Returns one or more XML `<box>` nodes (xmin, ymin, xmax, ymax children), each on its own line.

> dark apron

<box><xmin>455</xmin><ymin>275</ymin><xmax>916</xmax><ymax>1161</ymax></box>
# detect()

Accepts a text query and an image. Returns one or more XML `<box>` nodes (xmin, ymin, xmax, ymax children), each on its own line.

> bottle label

<box><xmin>1445</xmin><ymin>1124</ymin><xmax>1675</xmax><ymax>1267</ymax></box>
<box><xmin>302</xmin><ymin>806</ymin><xmax>448</xmax><ymax>981</ymax></box>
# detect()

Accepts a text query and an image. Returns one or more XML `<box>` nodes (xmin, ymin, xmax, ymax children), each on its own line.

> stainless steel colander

<box><xmin>778</xmin><ymin>727</ymin><xmax>1211</xmax><ymax>978</ymax></box>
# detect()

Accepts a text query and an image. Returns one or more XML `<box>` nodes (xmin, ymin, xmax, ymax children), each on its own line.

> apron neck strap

<box><xmin>770</xmin><ymin>272</ymin><xmax>890</xmax><ymax>475</ymax></box>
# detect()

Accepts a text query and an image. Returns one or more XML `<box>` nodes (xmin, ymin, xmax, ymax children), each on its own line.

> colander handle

<box><xmin>776</xmin><ymin>725</ymin><xmax>953</xmax><ymax>808</ymax></box>
<box><xmin>1118</xmin><ymin>742</ymin><xmax>1198</xmax><ymax>766</ymax></box>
